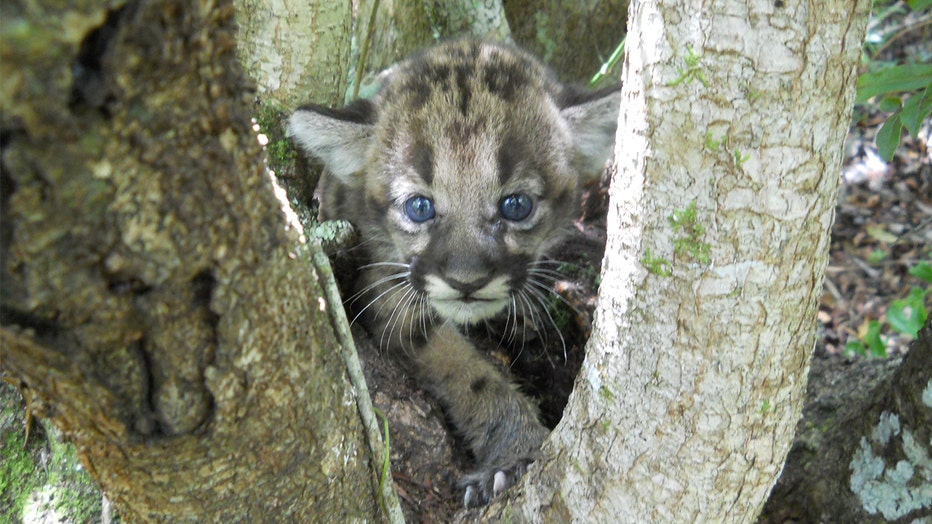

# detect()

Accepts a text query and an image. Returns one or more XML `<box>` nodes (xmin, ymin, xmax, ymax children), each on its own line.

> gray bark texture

<box><xmin>233</xmin><ymin>0</ymin><xmax>353</xmax><ymax>108</ymax></box>
<box><xmin>481</xmin><ymin>0</ymin><xmax>873</xmax><ymax>521</ymax></box>
<box><xmin>1</xmin><ymin>1</ymin><xmax>384</xmax><ymax>521</ymax></box>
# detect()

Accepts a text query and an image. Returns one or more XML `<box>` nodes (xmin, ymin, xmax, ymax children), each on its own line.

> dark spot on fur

<box><xmin>297</xmin><ymin>98</ymin><xmax>376</xmax><ymax>125</ymax></box>
<box><xmin>410</xmin><ymin>142</ymin><xmax>434</xmax><ymax>185</ymax></box>
<box><xmin>401</xmin><ymin>61</ymin><xmax>458</xmax><ymax>110</ymax></box>
<box><xmin>446</xmin><ymin>120</ymin><xmax>485</xmax><ymax>142</ymax></box>
<box><xmin>482</xmin><ymin>61</ymin><xmax>529</xmax><ymax>102</ymax></box>
<box><xmin>500</xmin><ymin>253</ymin><xmax>534</xmax><ymax>291</ymax></box>
<box><xmin>497</xmin><ymin>136</ymin><xmax>528</xmax><ymax>186</ymax></box>
<box><xmin>365</xmin><ymin>192</ymin><xmax>389</xmax><ymax>217</ymax></box>
<box><xmin>408</xmin><ymin>88</ymin><xmax>429</xmax><ymax>110</ymax></box>
<box><xmin>454</xmin><ymin>63</ymin><xmax>472</xmax><ymax>115</ymax></box>
<box><xmin>471</xmin><ymin>377</ymin><xmax>488</xmax><ymax>393</ymax></box>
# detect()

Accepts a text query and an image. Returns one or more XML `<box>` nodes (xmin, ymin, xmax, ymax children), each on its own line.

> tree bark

<box><xmin>482</xmin><ymin>0</ymin><xmax>873</xmax><ymax>521</ymax></box>
<box><xmin>1</xmin><ymin>1</ymin><xmax>383</xmax><ymax>521</ymax></box>
<box><xmin>352</xmin><ymin>0</ymin><xmax>512</xmax><ymax>92</ymax></box>
<box><xmin>232</xmin><ymin>0</ymin><xmax>353</xmax><ymax>108</ymax></box>
<box><xmin>503</xmin><ymin>0</ymin><xmax>629</xmax><ymax>82</ymax></box>
<box><xmin>762</xmin><ymin>316</ymin><xmax>932</xmax><ymax>523</ymax></box>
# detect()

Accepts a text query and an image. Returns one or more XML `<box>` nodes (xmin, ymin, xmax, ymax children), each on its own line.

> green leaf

<box><xmin>906</xmin><ymin>0</ymin><xmax>932</xmax><ymax>9</ymax></box>
<box><xmin>887</xmin><ymin>288</ymin><xmax>928</xmax><ymax>337</ymax></box>
<box><xmin>879</xmin><ymin>96</ymin><xmax>902</xmax><ymax>113</ymax></box>
<box><xmin>856</xmin><ymin>64</ymin><xmax>932</xmax><ymax>104</ymax></box>
<box><xmin>865</xmin><ymin>319</ymin><xmax>887</xmax><ymax>357</ymax></box>
<box><xmin>909</xmin><ymin>261</ymin><xmax>932</xmax><ymax>284</ymax></box>
<box><xmin>900</xmin><ymin>84</ymin><xmax>932</xmax><ymax>138</ymax></box>
<box><xmin>845</xmin><ymin>340</ymin><xmax>867</xmax><ymax>357</ymax></box>
<box><xmin>868</xmin><ymin>249</ymin><xmax>888</xmax><ymax>264</ymax></box>
<box><xmin>875</xmin><ymin>111</ymin><xmax>903</xmax><ymax>162</ymax></box>
<box><xmin>858</xmin><ymin>319</ymin><xmax>886</xmax><ymax>357</ymax></box>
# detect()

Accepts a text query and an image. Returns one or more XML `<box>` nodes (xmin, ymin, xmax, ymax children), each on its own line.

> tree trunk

<box><xmin>1</xmin><ymin>1</ymin><xmax>384</xmax><ymax>521</ymax></box>
<box><xmin>481</xmin><ymin>0</ymin><xmax>873</xmax><ymax>521</ymax></box>
<box><xmin>762</xmin><ymin>316</ymin><xmax>932</xmax><ymax>523</ymax></box>
<box><xmin>232</xmin><ymin>0</ymin><xmax>353</xmax><ymax>108</ymax></box>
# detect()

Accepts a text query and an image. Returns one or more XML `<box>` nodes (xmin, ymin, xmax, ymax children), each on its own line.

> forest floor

<box><xmin>820</xmin><ymin>112</ymin><xmax>931</xmax><ymax>358</ymax></box>
<box><xmin>818</xmin><ymin>3</ymin><xmax>932</xmax><ymax>359</ymax></box>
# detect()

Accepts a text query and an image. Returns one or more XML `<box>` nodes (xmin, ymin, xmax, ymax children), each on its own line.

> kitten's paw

<box><xmin>461</xmin><ymin>458</ymin><xmax>534</xmax><ymax>508</ymax></box>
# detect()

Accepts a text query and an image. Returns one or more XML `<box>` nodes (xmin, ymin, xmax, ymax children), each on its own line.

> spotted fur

<box><xmin>289</xmin><ymin>39</ymin><xmax>619</xmax><ymax>506</ymax></box>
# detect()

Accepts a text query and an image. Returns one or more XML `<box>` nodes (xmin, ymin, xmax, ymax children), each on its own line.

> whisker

<box><xmin>527</xmin><ymin>259</ymin><xmax>581</xmax><ymax>272</ymax></box>
<box><xmin>516</xmin><ymin>290</ymin><xmax>542</xmax><ymax>345</ymax></box>
<box><xmin>406</xmin><ymin>290</ymin><xmax>431</xmax><ymax>352</ymax></box>
<box><xmin>499</xmin><ymin>295</ymin><xmax>518</xmax><ymax>348</ymax></box>
<box><xmin>418</xmin><ymin>294</ymin><xmax>432</xmax><ymax>348</ymax></box>
<box><xmin>346</xmin><ymin>271</ymin><xmax>409</xmax><ymax>305</ymax></box>
<box><xmin>358</xmin><ymin>261</ymin><xmax>412</xmax><ymax>271</ymax></box>
<box><xmin>351</xmin><ymin>279</ymin><xmax>408</xmax><ymax>326</ymax></box>
<box><xmin>381</xmin><ymin>285</ymin><xmax>417</xmax><ymax>351</ymax></box>
<box><xmin>525</xmin><ymin>277</ymin><xmax>585</xmax><ymax>319</ymax></box>
<box><xmin>527</xmin><ymin>268</ymin><xmax>569</xmax><ymax>282</ymax></box>
<box><xmin>521</xmin><ymin>305</ymin><xmax>558</xmax><ymax>369</ymax></box>
<box><xmin>504</xmin><ymin>296</ymin><xmax>527</xmax><ymax>368</ymax></box>
<box><xmin>510</xmin><ymin>296</ymin><xmax>520</xmax><ymax>344</ymax></box>
<box><xmin>523</xmin><ymin>285</ymin><xmax>567</xmax><ymax>363</ymax></box>
<box><xmin>398</xmin><ymin>287</ymin><xmax>419</xmax><ymax>351</ymax></box>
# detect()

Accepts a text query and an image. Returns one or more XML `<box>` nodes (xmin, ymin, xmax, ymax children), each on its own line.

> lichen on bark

<box><xmin>1</xmin><ymin>1</ymin><xmax>382</xmax><ymax>520</ymax></box>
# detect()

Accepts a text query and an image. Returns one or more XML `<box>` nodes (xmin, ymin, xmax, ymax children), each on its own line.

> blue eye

<box><xmin>404</xmin><ymin>195</ymin><xmax>435</xmax><ymax>223</ymax></box>
<box><xmin>499</xmin><ymin>194</ymin><xmax>533</xmax><ymax>221</ymax></box>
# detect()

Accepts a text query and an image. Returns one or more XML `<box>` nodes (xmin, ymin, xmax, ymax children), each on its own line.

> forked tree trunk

<box><xmin>3</xmin><ymin>0</ymin><xmax>897</xmax><ymax>522</ymax></box>
<box><xmin>482</xmin><ymin>0</ymin><xmax>873</xmax><ymax>521</ymax></box>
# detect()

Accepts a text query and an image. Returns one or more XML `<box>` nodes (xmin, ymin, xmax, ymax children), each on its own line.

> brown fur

<box><xmin>289</xmin><ymin>39</ymin><xmax>619</xmax><ymax>506</ymax></box>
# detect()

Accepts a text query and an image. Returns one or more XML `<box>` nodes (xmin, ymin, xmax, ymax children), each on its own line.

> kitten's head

<box><xmin>289</xmin><ymin>40</ymin><xmax>618</xmax><ymax>324</ymax></box>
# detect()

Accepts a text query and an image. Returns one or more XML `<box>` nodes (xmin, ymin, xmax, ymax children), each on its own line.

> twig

<box><xmin>310</xmin><ymin>243</ymin><xmax>406</xmax><ymax>523</ymax></box>
<box><xmin>352</xmin><ymin>0</ymin><xmax>381</xmax><ymax>100</ymax></box>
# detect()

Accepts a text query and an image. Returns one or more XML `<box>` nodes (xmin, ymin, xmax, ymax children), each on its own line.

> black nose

<box><xmin>443</xmin><ymin>275</ymin><xmax>492</xmax><ymax>296</ymax></box>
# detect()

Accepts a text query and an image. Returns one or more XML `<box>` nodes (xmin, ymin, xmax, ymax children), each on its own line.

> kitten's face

<box><xmin>288</xmin><ymin>40</ymin><xmax>619</xmax><ymax>325</ymax></box>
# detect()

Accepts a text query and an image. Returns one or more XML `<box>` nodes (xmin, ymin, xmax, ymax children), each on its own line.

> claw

<box><xmin>492</xmin><ymin>470</ymin><xmax>508</xmax><ymax>496</ymax></box>
<box><xmin>464</xmin><ymin>485</ymin><xmax>478</xmax><ymax>508</ymax></box>
<box><xmin>461</xmin><ymin>457</ymin><xmax>537</xmax><ymax>507</ymax></box>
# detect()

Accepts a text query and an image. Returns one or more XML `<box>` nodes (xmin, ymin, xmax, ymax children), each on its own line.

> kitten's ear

<box><xmin>559</xmin><ymin>86</ymin><xmax>621</xmax><ymax>178</ymax></box>
<box><xmin>287</xmin><ymin>99</ymin><xmax>376</xmax><ymax>181</ymax></box>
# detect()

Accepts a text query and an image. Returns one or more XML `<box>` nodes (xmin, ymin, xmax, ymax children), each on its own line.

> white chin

<box><xmin>431</xmin><ymin>299</ymin><xmax>508</xmax><ymax>325</ymax></box>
